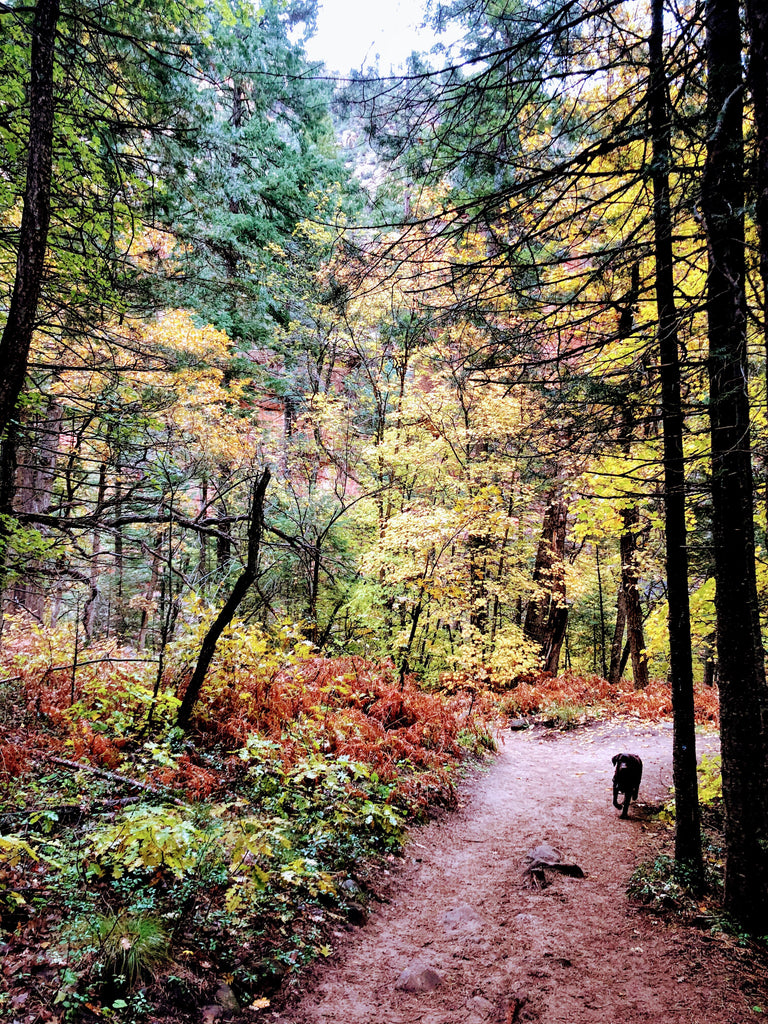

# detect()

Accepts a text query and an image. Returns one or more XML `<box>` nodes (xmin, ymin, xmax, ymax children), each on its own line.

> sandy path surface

<box><xmin>273</xmin><ymin>721</ymin><xmax>766</xmax><ymax>1024</ymax></box>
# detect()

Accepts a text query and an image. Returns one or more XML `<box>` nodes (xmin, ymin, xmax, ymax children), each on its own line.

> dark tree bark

<box><xmin>542</xmin><ymin>605</ymin><xmax>568</xmax><ymax>675</ymax></box>
<box><xmin>619</xmin><ymin>507</ymin><xmax>649</xmax><ymax>690</ymax></box>
<box><xmin>524</xmin><ymin>497</ymin><xmax>568</xmax><ymax>674</ymax></box>
<box><xmin>595</xmin><ymin>545</ymin><xmax>608</xmax><ymax>678</ymax></box>
<box><xmin>703</xmin><ymin>0</ymin><xmax>768</xmax><ymax>929</ymax></box>
<box><xmin>0</xmin><ymin>0</ymin><xmax>60</xmax><ymax>438</ymax></box>
<box><xmin>608</xmin><ymin>587</ymin><xmax>626</xmax><ymax>685</ymax></box>
<box><xmin>608</xmin><ymin>263</ymin><xmax>643</xmax><ymax>688</ymax></box>
<box><xmin>307</xmin><ymin>537</ymin><xmax>321</xmax><ymax>645</ymax></box>
<box><xmin>648</xmin><ymin>0</ymin><xmax>702</xmax><ymax>877</ymax></box>
<box><xmin>83</xmin><ymin>463</ymin><xmax>107</xmax><ymax>640</ymax></box>
<box><xmin>177</xmin><ymin>469</ymin><xmax>270</xmax><ymax>730</ymax></box>
<box><xmin>113</xmin><ymin>456</ymin><xmax>125</xmax><ymax>636</ymax></box>
<box><xmin>468</xmin><ymin>532</ymin><xmax>490</xmax><ymax>638</ymax></box>
<box><xmin>744</xmin><ymin>0</ymin><xmax>768</xmax><ymax>514</ymax></box>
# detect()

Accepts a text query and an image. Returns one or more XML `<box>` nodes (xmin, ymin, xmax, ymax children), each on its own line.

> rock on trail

<box><xmin>273</xmin><ymin>721</ymin><xmax>765</xmax><ymax>1024</ymax></box>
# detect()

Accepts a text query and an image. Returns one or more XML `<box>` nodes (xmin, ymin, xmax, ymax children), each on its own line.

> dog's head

<box><xmin>612</xmin><ymin>753</ymin><xmax>641</xmax><ymax>774</ymax></box>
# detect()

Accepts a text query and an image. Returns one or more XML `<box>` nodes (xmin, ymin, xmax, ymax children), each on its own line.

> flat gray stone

<box><xmin>394</xmin><ymin>962</ymin><xmax>445</xmax><ymax>992</ymax></box>
<box><xmin>467</xmin><ymin>994</ymin><xmax>494</xmax><ymax>1013</ymax></box>
<box><xmin>442</xmin><ymin>903</ymin><xmax>487</xmax><ymax>934</ymax></box>
<box><xmin>525</xmin><ymin>842</ymin><xmax>561</xmax><ymax>865</ymax></box>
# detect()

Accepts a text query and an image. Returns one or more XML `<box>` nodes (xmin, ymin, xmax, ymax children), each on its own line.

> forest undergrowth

<box><xmin>0</xmin><ymin>614</ymin><xmax>722</xmax><ymax>1023</ymax></box>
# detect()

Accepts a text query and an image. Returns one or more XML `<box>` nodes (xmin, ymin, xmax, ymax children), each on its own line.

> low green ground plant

<box><xmin>86</xmin><ymin>913</ymin><xmax>171</xmax><ymax>989</ymax></box>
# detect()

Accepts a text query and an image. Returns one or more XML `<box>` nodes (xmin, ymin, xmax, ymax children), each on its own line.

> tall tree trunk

<box><xmin>0</xmin><ymin>0</ymin><xmax>60</xmax><ymax>437</ymax></box>
<box><xmin>744</xmin><ymin>0</ymin><xmax>768</xmax><ymax>514</ymax></box>
<box><xmin>619</xmin><ymin>507</ymin><xmax>649</xmax><ymax>689</ymax></box>
<box><xmin>113</xmin><ymin>455</ymin><xmax>125</xmax><ymax>636</ymax></box>
<box><xmin>595</xmin><ymin>544</ymin><xmax>607</xmax><ymax>678</ymax></box>
<box><xmin>542</xmin><ymin>605</ymin><xmax>568</xmax><ymax>675</ymax></box>
<box><xmin>524</xmin><ymin>496</ymin><xmax>568</xmax><ymax>674</ymax></box>
<box><xmin>307</xmin><ymin>537</ymin><xmax>321</xmax><ymax>645</ymax></box>
<box><xmin>83</xmin><ymin>462</ymin><xmax>107</xmax><ymax>640</ymax></box>
<box><xmin>490</xmin><ymin>490</ymin><xmax>516</xmax><ymax>646</ymax></box>
<box><xmin>177</xmin><ymin>470</ymin><xmax>270</xmax><ymax>730</ymax></box>
<box><xmin>648</xmin><ymin>0</ymin><xmax>702</xmax><ymax>877</ymax></box>
<box><xmin>608</xmin><ymin>587</ymin><xmax>627</xmax><ymax>685</ymax></box>
<box><xmin>704</xmin><ymin>0</ymin><xmax>768</xmax><ymax>930</ymax></box>
<box><xmin>468</xmin><ymin>533</ymin><xmax>490</xmax><ymax>639</ymax></box>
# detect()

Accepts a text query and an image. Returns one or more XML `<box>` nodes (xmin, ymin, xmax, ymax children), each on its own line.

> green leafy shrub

<box><xmin>540</xmin><ymin>700</ymin><xmax>585</xmax><ymax>730</ymax></box>
<box><xmin>87</xmin><ymin>805</ymin><xmax>213</xmax><ymax>879</ymax></box>
<box><xmin>458</xmin><ymin>725</ymin><xmax>497</xmax><ymax>751</ymax></box>
<box><xmin>65</xmin><ymin>677</ymin><xmax>180</xmax><ymax>740</ymax></box>
<box><xmin>487</xmin><ymin>627</ymin><xmax>543</xmax><ymax>687</ymax></box>
<box><xmin>627</xmin><ymin>839</ymin><xmax>727</xmax><ymax>930</ymax></box>
<box><xmin>655</xmin><ymin>753</ymin><xmax>723</xmax><ymax>825</ymax></box>
<box><xmin>697</xmin><ymin>753</ymin><xmax>722</xmax><ymax>803</ymax></box>
<box><xmin>627</xmin><ymin>854</ymin><xmax>697</xmax><ymax>910</ymax></box>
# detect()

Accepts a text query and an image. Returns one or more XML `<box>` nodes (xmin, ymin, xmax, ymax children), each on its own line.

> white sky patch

<box><xmin>303</xmin><ymin>0</ymin><xmax>456</xmax><ymax>74</ymax></box>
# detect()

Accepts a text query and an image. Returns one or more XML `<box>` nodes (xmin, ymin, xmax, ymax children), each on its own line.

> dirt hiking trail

<box><xmin>274</xmin><ymin>721</ymin><xmax>768</xmax><ymax>1024</ymax></box>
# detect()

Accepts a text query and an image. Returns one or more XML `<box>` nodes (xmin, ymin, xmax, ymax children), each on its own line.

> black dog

<box><xmin>612</xmin><ymin>753</ymin><xmax>643</xmax><ymax>819</ymax></box>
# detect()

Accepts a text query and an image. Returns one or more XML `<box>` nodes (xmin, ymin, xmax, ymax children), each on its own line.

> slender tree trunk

<box><xmin>648</xmin><ymin>0</ymin><xmax>702</xmax><ymax>877</ymax></box>
<box><xmin>524</xmin><ymin>496</ymin><xmax>568</xmax><ymax>674</ymax></box>
<box><xmin>307</xmin><ymin>538</ymin><xmax>321</xmax><ymax>645</ymax></box>
<box><xmin>197</xmin><ymin>477</ymin><xmax>209</xmax><ymax>593</ymax></box>
<box><xmin>177</xmin><ymin>470</ymin><xmax>270</xmax><ymax>730</ymax></box>
<box><xmin>596</xmin><ymin>544</ymin><xmax>607</xmax><ymax>678</ymax></box>
<box><xmin>608</xmin><ymin>587</ymin><xmax>627</xmax><ymax>685</ymax></box>
<box><xmin>83</xmin><ymin>462</ymin><xmax>107</xmax><ymax>639</ymax></box>
<box><xmin>468</xmin><ymin>534</ymin><xmax>490</xmax><ymax>638</ymax></box>
<box><xmin>704</xmin><ymin>0</ymin><xmax>768</xmax><ymax>930</ymax></box>
<box><xmin>490</xmin><ymin>490</ymin><xmax>516</xmax><ymax>646</ymax></box>
<box><xmin>113</xmin><ymin>455</ymin><xmax>125</xmax><ymax>636</ymax></box>
<box><xmin>0</xmin><ymin>0</ymin><xmax>60</xmax><ymax>437</ymax></box>
<box><xmin>398</xmin><ymin>593</ymin><xmax>424</xmax><ymax>688</ymax></box>
<box><xmin>619</xmin><ymin>507</ymin><xmax>649</xmax><ymax>689</ymax></box>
